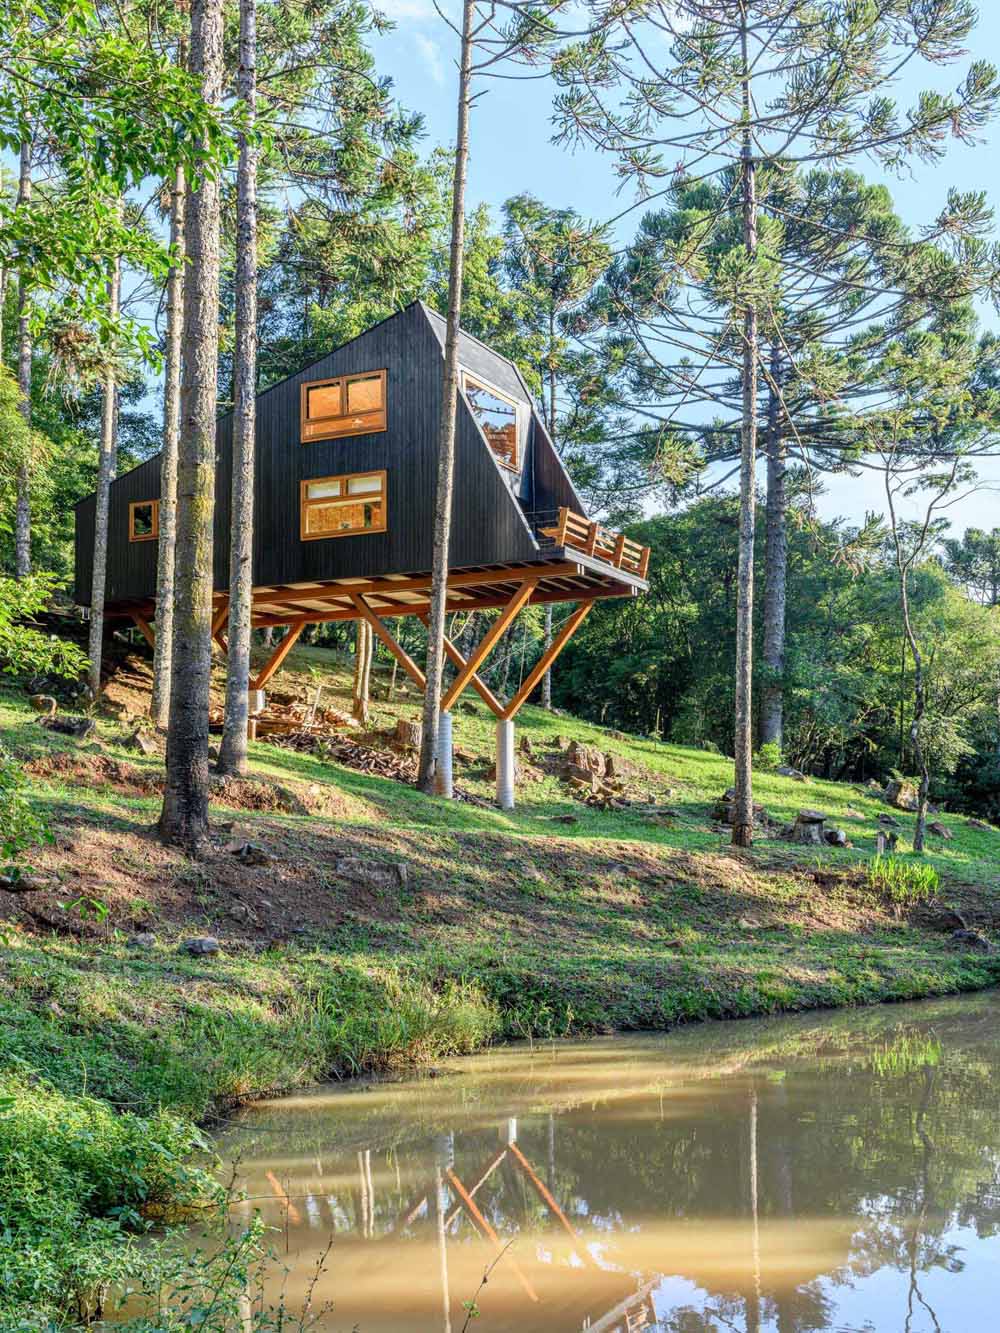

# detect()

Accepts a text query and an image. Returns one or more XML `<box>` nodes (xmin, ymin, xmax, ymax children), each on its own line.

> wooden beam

<box><xmin>445</xmin><ymin>1168</ymin><xmax>539</xmax><ymax>1303</ymax></box>
<box><xmin>348</xmin><ymin>594</ymin><xmax>426</xmax><ymax>691</ymax></box>
<box><xmin>507</xmin><ymin>1141</ymin><xmax>590</xmax><ymax>1259</ymax></box>
<box><xmin>502</xmin><ymin>600</ymin><xmax>594</xmax><ymax>720</ymax></box>
<box><xmin>419</xmin><ymin>615</ymin><xmax>504</xmax><ymax>717</ymax></box>
<box><xmin>440</xmin><ymin>580</ymin><xmax>535</xmax><ymax>713</ymax></box>
<box><xmin>211</xmin><ymin>599</ymin><xmax>230</xmax><ymax>637</ymax></box>
<box><xmin>444</xmin><ymin>1147</ymin><xmax>508</xmax><ymax>1229</ymax></box>
<box><xmin>213</xmin><ymin>633</ymin><xmax>228</xmax><ymax>656</ymax></box>
<box><xmin>251</xmin><ymin>622</ymin><xmax>303</xmax><ymax>690</ymax></box>
<box><xmin>131</xmin><ymin>612</ymin><xmax>155</xmax><ymax>649</ymax></box>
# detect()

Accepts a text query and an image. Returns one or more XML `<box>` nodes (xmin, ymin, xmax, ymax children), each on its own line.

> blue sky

<box><xmin>372</xmin><ymin>2</ymin><xmax>1000</xmax><ymax>535</ymax></box>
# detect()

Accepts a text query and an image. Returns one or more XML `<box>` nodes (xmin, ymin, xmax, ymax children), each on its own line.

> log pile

<box><xmin>557</xmin><ymin>740</ymin><xmax>672</xmax><ymax>814</ymax></box>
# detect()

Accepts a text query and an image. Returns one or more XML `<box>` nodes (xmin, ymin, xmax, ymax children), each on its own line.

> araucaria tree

<box><xmin>158</xmin><ymin>0</ymin><xmax>226</xmax><ymax>849</ymax></box>
<box><xmin>554</xmin><ymin>0</ymin><xmax>1000</xmax><ymax>845</ymax></box>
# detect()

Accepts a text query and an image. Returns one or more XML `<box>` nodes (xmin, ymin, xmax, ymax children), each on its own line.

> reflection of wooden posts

<box><xmin>507</xmin><ymin>1141</ymin><xmax>587</xmax><ymax>1256</ymax></box>
<box><xmin>747</xmin><ymin>1089</ymin><xmax>762</xmax><ymax>1333</ymax></box>
<box><xmin>434</xmin><ymin>1165</ymin><xmax>452</xmax><ymax>1333</ymax></box>
<box><xmin>445</xmin><ymin>1167</ymin><xmax>539</xmax><ymax>1304</ymax></box>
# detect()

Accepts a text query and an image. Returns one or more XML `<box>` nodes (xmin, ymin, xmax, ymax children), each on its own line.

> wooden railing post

<box><xmin>612</xmin><ymin>532</ymin><xmax>626</xmax><ymax>568</ymax></box>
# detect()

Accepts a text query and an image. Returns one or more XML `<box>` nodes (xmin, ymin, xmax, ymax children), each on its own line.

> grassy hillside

<box><xmin>2</xmin><ymin>641</ymin><xmax>999</xmax><ymax>1325</ymax></box>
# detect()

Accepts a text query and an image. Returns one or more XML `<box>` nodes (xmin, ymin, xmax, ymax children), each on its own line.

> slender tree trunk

<box><xmin>0</xmin><ymin>266</ymin><xmax>7</xmax><ymax>362</ymax></box>
<box><xmin>732</xmin><ymin>7</ymin><xmax>759</xmax><ymax>849</ymax></box>
<box><xmin>158</xmin><ymin>0</ymin><xmax>224</xmax><ymax>851</ymax></box>
<box><xmin>541</xmin><ymin>604</ymin><xmax>553</xmax><ymax>710</ymax></box>
<box><xmin>353</xmin><ymin>619</ymin><xmax>372</xmax><ymax>722</ymax></box>
<box><xmin>151</xmin><ymin>169</ymin><xmax>188</xmax><ymax>726</ymax></box>
<box><xmin>541</xmin><ymin>327</ymin><xmax>556</xmax><ymax>712</ymax></box>
<box><xmin>900</xmin><ymin>572</ymin><xmax>929</xmax><ymax>852</ymax></box>
<box><xmin>760</xmin><ymin>344</ymin><xmax>786</xmax><ymax>750</ymax></box>
<box><xmin>417</xmin><ymin>0</ymin><xmax>474</xmax><ymax>793</ymax></box>
<box><xmin>86</xmin><ymin>238</ymin><xmax>122</xmax><ymax>699</ymax></box>
<box><xmin>218</xmin><ymin>0</ymin><xmax>258</xmax><ymax>777</ymax></box>
<box><xmin>14</xmin><ymin>140</ymin><xmax>32</xmax><ymax>581</ymax></box>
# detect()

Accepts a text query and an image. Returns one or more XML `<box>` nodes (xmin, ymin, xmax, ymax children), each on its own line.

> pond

<box><xmin>215</xmin><ymin>994</ymin><xmax>1000</xmax><ymax>1332</ymax></box>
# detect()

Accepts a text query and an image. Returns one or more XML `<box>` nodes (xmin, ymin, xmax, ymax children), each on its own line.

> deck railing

<box><xmin>534</xmin><ymin>506</ymin><xmax>650</xmax><ymax>579</ymax></box>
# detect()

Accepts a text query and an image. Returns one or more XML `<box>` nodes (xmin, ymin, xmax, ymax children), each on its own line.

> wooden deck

<box><xmin>538</xmin><ymin>507</ymin><xmax>650</xmax><ymax>579</ymax></box>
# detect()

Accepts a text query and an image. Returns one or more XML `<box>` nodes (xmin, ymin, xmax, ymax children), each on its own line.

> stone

<box><xmin>123</xmin><ymin>728</ymin><xmax>159</xmax><ymax>756</ymax></box>
<box><xmin>393</xmin><ymin>718</ymin><xmax>422</xmax><ymax>751</ymax></box>
<box><xmin>29</xmin><ymin>694</ymin><xmax>57</xmax><ymax>716</ymax></box>
<box><xmin>967</xmin><ymin>818</ymin><xmax>993</xmax><ymax>832</ymax></box>
<box><xmin>876</xmin><ymin>813</ymin><xmax>900</xmax><ymax>827</ymax></box>
<box><xmin>460</xmin><ymin>701</ymin><xmax>477</xmax><ymax>716</ymax></box>
<box><xmin>334</xmin><ymin>856</ymin><xmax>408</xmax><ymax>889</ymax></box>
<box><xmin>129</xmin><ymin>932</ymin><xmax>158</xmax><ymax>950</ymax></box>
<box><xmin>776</xmin><ymin>764</ymin><xmax>807</xmax><ymax>781</ymax></box>
<box><xmin>843</xmin><ymin>808</ymin><xmax>866</xmax><ymax>820</ymax></box>
<box><xmin>224</xmin><ymin>840</ymin><xmax>271</xmax><ymax>866</ymax></box>
<box><xmin>885</xmin><ymin>778</ymin><xmax>918</xmax><ymax>811</ymax></box>
<box><xmin>927</xmin><ymin>821</ymin><xmax>953</xmax><ymax>840</ymax></box>
<box><xmin>937</xmin><ymin>908</ymin><xmax>968</xmax><ymax>931</ymax></box>
<box><xmin>0</xmin><ymin>871</ymin><xmax>51</xmax><ymax>894</ymax></box>
<box><xmin>208</xmin><ymin>743</ymin><xmax>221</xmax><ymax>762</ymax></box>
<box><xmin>605</xmin><ymin>752</ymin><xmax>639</xmax><ymax>779</ymax></box>
<box><xmin>552</xmin><ymin>735</ymin><xmax>571</xmax><ymax>751</ymax></box>
<box><xmin>564</xmin><ymin>762</ymin><xmax>598</xmax><ymax>788</ymax></box>
<box><xmin>779</xmin><ymin>810</ymin><xmax>827</xmax><ymax>845</ymax></box>
<box><xmin>565</xmin><ymin>740</ymin><xmax>605</xmax><ymax>776</ymax></box>
<box><xmin>182</xmin><ymin>936</ymin><xmax>220</xmax><ymax>956</ymax></box>
<box><xmin>518</xmin><ymin>736</ymin><xmax>534</xmax><ymax>757</ymax></box>
<box><xmin>825</xmin><ymin>827</ymin><xmax>849</xmax><ymax>847</ymax></box>
<box><xmin>950</xmin><ymin>929</ymin><xmax>993</xmax><ymax>952</ymax></box>
<box><xmin>551</xmin><ymin>813</ymin><xmax>578</xmax><ymax>825</ymax></box>
<box><xmin>798</xmin><ymin>809</ymin><xmax>827</xmax><ymax>824</ymax></box>
<box><xmin>39</xmin><ymin>715</ymin><xmax>95</xmax><ymax>741</ymax></box>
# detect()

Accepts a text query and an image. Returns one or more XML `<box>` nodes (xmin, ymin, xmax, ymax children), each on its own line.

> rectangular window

<box><xmin>300</xmin><ymin>470</ymin><xmax>386</xmax><ymax>540</ymax></box>
<box><xmin>129</xmin><ymin>499</ymin><xmax>159</xmax><ymax>542</ymax></box>
<box><xmin>300</xmin><ymin>369</ymin><xmax>387</xmax><ymax>442</ymax></box>
<box><xmin>462</xmin><ymin>372</ymin><xmax>521</xmax><ymax>471</ymax></box>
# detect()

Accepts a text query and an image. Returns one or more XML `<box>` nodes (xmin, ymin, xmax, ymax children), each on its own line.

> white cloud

<box><xmin>414</xmin><ymin>31</ymin><xmax>447</xmax><ymax>86</ymax></box>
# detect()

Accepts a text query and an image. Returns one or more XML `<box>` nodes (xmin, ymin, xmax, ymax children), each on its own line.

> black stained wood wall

<box><xmin>75</xmin><ymin>301</ymin><xmax>568</xmax><ymax>608</ymax></box>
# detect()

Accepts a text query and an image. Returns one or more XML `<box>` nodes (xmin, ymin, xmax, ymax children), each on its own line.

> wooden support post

<box><xmin>638</xmin><ymin>545</ymin><xmax>651</xmax><ymax>579</ymax></box>
<box><xmin>502</xmin><ymin>600</ymin><xmax>594</xmax><ymax>720</ymax></box>
<box><xmin>211</xmin><ymin>600</ymin><xmax>230</xmax><ymax>637</ymax></box>
<box><xmin>349</xmin><ymin>594</ymin><xmax>427</xmax><ymax>691</ymax></box>
<box><xmin>445</xmin><ymin>1168</ymin><xmax>539</xmax><ymax>1303</ymax></box>
<box><xmin>612</xmin><ymin>531</ymin><xmax>626</xmax><ymax>568</ymax></box>
<box><xmin>418</xmin><ymin>614</ymin><xmax>504</xmax><ymax>716</ymax></box>
<box><xmin>440</xmin><ymin>580</ymin><xmax>535</xmax><ymax>713</ymax></box>
<box><xmin>131</xmin><ymin>612</ymin><xmax>155</xmax><ymax>649</ymax></box>
<box><xmin>584</xmin><ymin>519</ymin><xmax>599</xmax><ymax>556</ymax></box>
<box><xmin>555</xmin><ymin>506</ymin><xmax>569</xmax><ymax>545</ymax></box>
<box><xmin>251</xmin><ymin>622</ymin><xmax>304</xmax><ymax>690</ymax></box>
<box><xmin>507</xmin><ymin>1142</ymin><xmax>590</xmax><ymax>1259</ymax></box>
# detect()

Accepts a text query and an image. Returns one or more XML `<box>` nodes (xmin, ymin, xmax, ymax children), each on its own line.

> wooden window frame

<box><xmin>129</xmin><ymin>499</ymin><xmax>159</xmax><ymax>542</ymax></box>
<box><xmin>299</xmin><ymin>470</ymin><xmax>387</xmax><ymax>542</ymax></box>
<box><xmin>300</xmin><ymin>368</ymin><xmax>387</xmax><ymax>443</ymax></box>
<box><xmin>461</xmin><ymin>370</ymin><xmax>522</xmax><ymax>472</ymax></box>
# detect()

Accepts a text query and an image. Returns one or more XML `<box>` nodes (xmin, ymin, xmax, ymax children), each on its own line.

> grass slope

<box><xmin>2</xmin><ymin>643</ymin><xmax>999</xmax><ymax>1325</ymax></box>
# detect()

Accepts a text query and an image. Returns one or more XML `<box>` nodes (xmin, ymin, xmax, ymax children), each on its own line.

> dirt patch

<box><xmin>25</xmin><ymin>751</ymin><xmax>160</xmax><ymax>798</ymax></box>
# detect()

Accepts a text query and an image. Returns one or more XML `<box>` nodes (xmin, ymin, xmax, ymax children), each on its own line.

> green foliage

<box><xmin>755</xmin><ymin>741</ymin><xmax>782</xmax><ymax>772</ymax></box>
<box><xmin>866</xmin><ymin>856</ymin><xmax>941</xmax><ymax>911</ymax></box>
<box><xmin>0</xmin><ymin>574</ymin><xmax>86</xmax><ymax>680</ymax></box>
<box><xmin>0</xmin><ymin>743</ymin><xmax>48</xmax><ymax>859</ymax></box>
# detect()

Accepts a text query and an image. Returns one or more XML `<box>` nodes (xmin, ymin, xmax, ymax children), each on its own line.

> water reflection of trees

<box><xmin>218</xmin><ymin>997</ymin><xmax>1000</xmax><ymax>1331</ymax></box>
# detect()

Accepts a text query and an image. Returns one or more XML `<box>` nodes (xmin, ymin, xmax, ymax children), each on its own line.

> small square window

<box><xmin>300</xmin><ymin>369</ymin><xmax>387</xmax><ymax>443</ymax></box>
<box><xmin>300</xmin><ymin>471</ymin><xmax>386</xmax><ymax>540</ymax></box>
<box><xmin>129</xmin><ymin>500</ymin><xmax>159</xmax><ymax>542</ymax></box>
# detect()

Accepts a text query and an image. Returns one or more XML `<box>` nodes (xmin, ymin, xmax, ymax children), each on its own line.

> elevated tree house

<box><xmin>75</xmin><ymin>302</ymin><xmax>649</xmax><ymax>792</ymax></box>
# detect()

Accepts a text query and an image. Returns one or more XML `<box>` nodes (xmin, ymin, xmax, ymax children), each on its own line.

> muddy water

<box><xmin>216</xmin><ymin>995</ymin><xmax>1000</xmax><ymax>1332</ymax></box>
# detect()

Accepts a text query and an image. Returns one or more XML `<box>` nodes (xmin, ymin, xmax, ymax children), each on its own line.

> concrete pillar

<box><xmin>435</xmin><ymin>710</ymin><xmax>454</xmax><ymax>799</ymax></box>
<box><xmin>496</xmin><ymin>718</ymin><xmax>515</xmax><ymax>810</ymax></box>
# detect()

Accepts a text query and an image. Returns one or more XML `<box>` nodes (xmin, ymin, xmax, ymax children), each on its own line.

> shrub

<box><xmin>866</xmin><ymin>855</ymin><xmax>940</xmax><ymax>911</ymax></box>
<box><xmin>0</xmin><ymin>573</ymin><xmax>87</xmax><ymax>682</ymax></box>
<box><xmin>0</xmin><ymin>744</ymin><xmax>49</xmax><ymax>860</ymax></box>
<box><xmin>755</xmin><ymin>741</ymin><xmax>782</xmax><ymax>772</ymax></box>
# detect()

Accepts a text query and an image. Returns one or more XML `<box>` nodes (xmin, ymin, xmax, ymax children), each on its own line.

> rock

<box><xmin>393</xmin><ymin>718</ymin><xmax>422</xmax><ymax>751</ymax></box>
<box><xmin>129</xmin><ymin>932</ymin><xmax>158</xmax><ymax>950</ymax></box>
<box><xmin>29</xmin><ymin>694</ymin><xmax>57</xmax><ymax>716</ymax></box>
<box><xmin>39</xmin><ymin>715</ymin><xmax>95</xmax><ymax>741</ymax></box>
<box><xmin>927</xmin><ymin>821</ymin><xmax>953</xmax><ymax>840</ymax></box>
<box><xmin>798</xmin><ymin>809</ymin><xmax>827</xmax><ymax>824</ymax></box>
<box><xmin>224</xmin><ymin>840</ymin><xmax>271</xmax><ymax>866</ymax></box>
<box><xmin>876</xmin><ymin>813</ymin><xmax>900</xmax><ymax>827</ymax></box>
<box><xmin>334</xmin><ymin>856</ymin><xmax>409</xmax><ymax>889</ymax></box>
<box><xmin>208</xmin><ymin>743</ymin><xmax>220</xmax><ymax>762</ymax></box>
<box><xmin>967</xmin><ymin>818</ymin><xmax>994</xmax><ymax>832</ymax></box>
<box><xmin>843</xmin><ymin>808</ymin><xmax>866</xmax><ymax>820</ymax></box>
<box><xmin>122</xmin><ymin>728</ymin><xmax>159</xmax><ymax>756</ymax></box>
<box><xmin>605</xmin><ymin>752</ymin><xmax>639</xmax><ymax>779</ymax></box>
<box><xmin>565</xmin><ymin>740</ymin><xmax>606</xmax><ymax>776</ymax></box>
<box><xmin>950</xmin><ymin>929</ymin><xmax>993</xmax><ymax>952</ymax></box>
<box><xmin>937</xmin><ymin>908</ymin><xmax>968</xmax><ymax>931</ymax></box>
<box><xmin>518</xmin><ymin>736</ymin><xmax>534</xmax><ymax>757</ymax></box>
<box><xmin>182</xmin><ymin>936</ymin><xmax>220</xmax><ymax>956</ymax></box>
<box><xmin>460</xmin><ymin>701</ymin><xmax>477</xmax><ymax>716</ymax></box>
<box><xmin>552</xmin><ymin>735</ymin><xmax>571</xmax><ymax>751</ymax></box>
<box><xmin>551</xmin><ymin>813</ymin><xmax>578</xmax><ymax>825</ymax></box>
<box><xmin>885</xmin><ymin>778</ymin><xmax>918</xmax><ymax>811</ymax></box>
<box><xmin>825</xmin><ymin>827</ymin><xmax>849</xmax><ymax>847</ymax></box>
<box><xmin>0</xmin><ymin>871</ymin><xmax>51</xmax><ymax>894</ymax></box>
<box><xmin>779</xmin><ymin>810</ymin><xmax>827</xmax><ymax>845</ymax></box>
<box><xmin>776</xmin><ymin>764</ymin><xmax>807</xmax><ymax>781</ymax></box>
<box><xmin>564</xmin><ymin>762</ymin><xmax>598</xmax><ymax>789</ymax></box>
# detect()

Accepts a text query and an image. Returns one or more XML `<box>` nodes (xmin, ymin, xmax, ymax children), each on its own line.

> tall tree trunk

<box><xmin>760</xmin><ymin>344</ymin><xmax>786</xmax><ymax>750</ymax></box>
<box><xmin>732</xmin><ymin>6</ymin><xmax>759</xmax><ymax>849</ymax></box>
<box><xmin>86</xmin><ymin>237</ymin><xmax>122</xmax><ymax>699</ymax></box>
<box><xmin>417</xmin><ymin>0</ymin><xmax>474</xmax><ymax>793</ymax></box>
<box><xmin>0</xmin><ymin>265</ymin><xmax>7</xmax><ymax>362</ymax></box>
<box><xmin>151</xmin><ymin>169</ymin><xmax>188</xmax><ymax>725</ymax></box>
<box><xmin>541</xmin><ymin>325</ymin><xmax>556</xmax><ymax>712</ymax></box>
<box><xmin>218</xmin><ymin>0</ymin><xmax>258</xmax><ymax>777</ymax></box>
<box><xmin>353</xmin><ymin>619</ymin><xmax>372</xmax><ymax>723</ymax></box>
<box><xmin>158</xmin><ymin>0</ymin><xmax>224</xmax><ymax>851</ymax></box>
<box><xmin>14</xmin><ymin>140</ymin><xmax>32</xmax><ymax>581</ymax></box>
<box><xmin>541</xmin><ymin>604</ymin><xmax>553</xmax><ymax>710</ymax></box>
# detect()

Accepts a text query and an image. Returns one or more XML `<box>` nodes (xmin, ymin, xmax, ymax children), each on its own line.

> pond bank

<box><xmin>2</xmin><ymin>927</ymin><xmax>999</xmax><ymax>1328</ymax></box>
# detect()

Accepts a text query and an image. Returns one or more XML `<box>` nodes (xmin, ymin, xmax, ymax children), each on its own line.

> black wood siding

<box><xmin>75</xmin><ymin>300</ymin><xmax>548</xmax><ymax>608</ymax></box>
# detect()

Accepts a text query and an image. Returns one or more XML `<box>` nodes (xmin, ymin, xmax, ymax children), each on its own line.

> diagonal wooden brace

<box><xmin>349</xmin><ymin>594</ymin><xmax>426</xmax><ymax>691</ymax></box>
<box><xmin>419</xmin><ymin>614</ymin><xmax>504</xmax><ymax>717</ymax></box>
<box><xmin>251</xmin><ymin>622</ymin><xmax>304</xmax><ymax>691</ymax></box>
<box><xmin>501</xmin><ymin>600</ymin><xmax>594</xmax><ymax>720</ymax></box>
<box><xmin>131</xmin><ymin>612</ymin><xmax>155</xmax><ymax>649</ymax></box>
<box><xmin>439</xmin><ymin>580</ymin><xmax>535</xmax><ymax>713</ymax></box>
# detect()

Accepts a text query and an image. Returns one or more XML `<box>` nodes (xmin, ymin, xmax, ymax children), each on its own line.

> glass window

<box><xmin>462</xmin><ymin>373</ymin><xmax>520</xmax><ymax>470</ymax></box>
<box><xmin>300</xmin><ymin>471</ymin><xmax>386</xmax><ymax>540</ymax></box>
<box><xmin>129</xmin><ymin>499</ymin><xmax>159</xmax><ymax>542</ymax></box>
<box><xmin>301</xmin><ymin>369</ymin><xmax>387</xmax><ymax>442</ymax></box>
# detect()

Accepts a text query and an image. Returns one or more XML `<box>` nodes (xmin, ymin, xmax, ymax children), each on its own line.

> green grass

<box><xmin>2</xmin><ymin>646</ymin><xmax>1000</xmax><ymax>1327</ymax></box>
